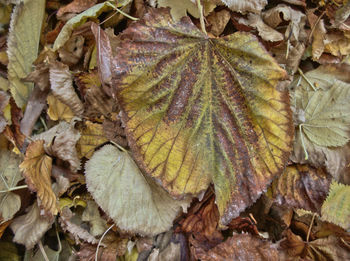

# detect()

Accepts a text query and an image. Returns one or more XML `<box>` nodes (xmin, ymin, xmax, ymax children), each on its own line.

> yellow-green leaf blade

<box><xmin>7</xmin><ymin>0</ymin><xmax>46</xmax><ymax>108</ymax></box>
<box><xmin>112</xmin><ymin>9</ymin><xmax>293</xmax><ymax>224</ymax></box>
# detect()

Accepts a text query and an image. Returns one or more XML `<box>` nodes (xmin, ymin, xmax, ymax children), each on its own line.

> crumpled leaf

<box><xmin>148</xmin><ymin>242</ymin><xmax>181</xmax><ymax>261</ymax></box>
<box><xmin>311</xmin><ymin>18</ymin><xmax>326</xmax><ymax>60</ymax></box>
<box><xmin>19</xmin><ymin>140</ymin><xmax>58</xmax><ymax>215</ymax></box>
<box><xmin>111</xmin><ymin>8</ymin><xmax>293</xmax><ymax>224</ymax></box>
<box><xmin>76</xmin><ymin>121</ymin><xmax>109</xmax><ymax>159</ymax></box>
<box><xmin>295</xmin><ymin>80</ymin><xmax>350</xmax><ymax>147</ymax></box>
<box><xmin>57</xmin><ymin>0</ymin><xmax>97</xmax><ymax>18</ymax></box>
<box><xmin>53</xmin><ymin>0</ymin><xmax>131</xmax><ymax>51</ymax></box>
<box><xmin>220</xmin><ymin>0</ymin><xmax>267</xmax><ymax>14</ymax></box>
<box><xmin>321</xmin><ymin>181</ymin><xmax>350</xmax><ymax>230</ymax></box>
<box><xmin>7</xmin><ymin>0</ymin><xmax>46</xmax><ymax>108</ymax></box>
<box><xmin>57</xmin><ymin>35</ymin><xmax>85</xmax><ymax>66</ymax></box>
<box><xmin>81</xmin><ymin>200</ymin><xmax>107</xmax><ymax>237</ymax></box>
<box><xmin>10</xmin><ymin>203</ymin><xmax>53</xmax><ymax>249</ymax></box>
<box><xmin>324</xmin><ymin>32</ymin><xmax>350</xmax><ymax>57</ymax></box>
<box><xmin>262</xmin><ymin>4</ymin><xmax>306</xmax><ymax>42</ymax></box>
<box><xmin>85</xmin><ymin>144</ymin><xmax>191</xmax><ymax>236</ymax></box>
<box><xmin>34</xmin><ymin>121</ymin><xmax>81</xmax><ymax>171</ymax></box>
<box><xmin>49</xmin><ymin>61</ymin><xmax>84</xmax><ymax>116</ymax></box>
<box><xmin>268</xmin><ymin>164</ymin><xmax>331</xmax><ymax>213</ymax></box>
<box><xmin>47</xmin><ymin>94</ymin><xmax>75</xmax><ymax>122</ymax></box>
<box><xmin>157</xmin><ymin>0</ymin><xmax>216</xmax><ymax>21</ymax></box>
<box><xmin>192</xmin><ymin>233</ymin><xmax>283</xmax><ymax>260</ymax></box>
<box><xmin>238</xmin><ymin>13</ymin><xmax>284</xmax><ymax>42</ymax></box>
<box><xmin>206</xmin><ymin>9</ymin><xmax>231</xmax><ymax>37</ymax></box>
<box><xmin>0</xmin><ymin>149</ymin><xmax>23</xmax><ymax>223</ymax></box>
<box><xmin>282</xmin><ymin>229</ymin><xmax>350</xmax><ymax>260</ymax></box>
<box><xmin>59</xmin><ymin>206</ymin><xmax>99</xmax><ymax>245</ymax></box>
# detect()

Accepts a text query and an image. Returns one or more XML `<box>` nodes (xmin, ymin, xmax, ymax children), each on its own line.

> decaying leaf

<box><xmin>111</xmin><ymin>8</ymin><xmax>293</xmax><ymax>224</ymax></box>
<box><xmin>10</xmin><ymin>203</ymin><xmax>53</xmax><ymax>249</ymax></box>
<box><xmin>192</xmin><ymin>233</ymin><xmax>283</xmax><ymax>260</ymax></box>
<box><xmin>157</xmin><ymin>0</ymin><xmax>216</xmax><ymax>21</ymax></box>
<box><xmin>19</xmin><ymin>140</ymin><xmax>58</xmax><ymax>215</ymax></box>
<box><xmin>0</xmin><ymin>149</ymin><xmax>23</xmax><ymax>223</ymax></box>
<box><xmin>238</xmin><ymin>13</ymin><xmax>284</xmax><ymax>42</ymax></box>
<box><xmin>47</xmin><ymin>94</ymin><xmax>75</xmax><ymax>122</ymax></box>
<box><xmin>206</xmin><ymin>9</ymin><xmax>231</xmax><ymax>37</ymax></box>
<box><xmin>85</xmin><ymin>144</ymin><xmax>191</xmax><ymax>236</ymax></box>
<box><xmin>49</xmin><ymin>61</ymin><xmax>84</xmax><ymax>116</ymax></box>
<box><xmin>7</xmin><ymin>0</ymin><xmax>46</xmax><ymax>108</ymax></box>
<box><xmin>269</xmin><ymin>164</ymin><xmax>331</xmax><ymax>213</ymax></box>
<box><xmin>321</xmin><ymin>181</ymin><xmax>350</xmax><ymax>230</ymax></box>
<box><xmin>311</xmin><ymin>19</ymin><xmax>327</xmax><ymax>60</ymax></box>
<box><xmin>221</xmin><ymin>0</ymin><xmax>267</xmax><ymax>14</ymax></box>
<box><xmin>57</xmin><ymin>35</ymin><xmax>85</xmax><ymax>66</ymax></box>
<box><xmin>76</xmin><ymin>120</ymin><xmax>109</xmax><ymax>159</ymax></box>
<box><xmin>34</xmin><ymin>121</ymin><xmax>81</xmax><ymax>172</ymax></box>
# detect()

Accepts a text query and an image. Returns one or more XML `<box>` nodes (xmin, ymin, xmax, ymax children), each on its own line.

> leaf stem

<box><xmin>298</xmin><ymin>68</ymin><xmax>317</xmax><ymax>91</ymax></box>
<box><xmin>107</xmin><ymin>2</ymin><xmax>139</xmax><ymax>21</ymax></box>
<box><xmin>0</xmin><ymin>185</ymin><xmax>28</xmax><ymax>193</ymax></box>
<box><xmin>196</xmin><ymin>0</ymin><xmax>207</xmax><ymax>35</ymax></box>
<box><xmin>299</xmin><ymin>124</ymin><xmax>308</xmax><ymax>160</ymax></box>
<box><xmin>306</xmin><ymin>213</ymin><xmax>316</xmax><ymax>242</ymax></box>
<box><xmin>95</xmin><ymin>224</ymin><xmax>114</xmax><ymax>261</ymax></box>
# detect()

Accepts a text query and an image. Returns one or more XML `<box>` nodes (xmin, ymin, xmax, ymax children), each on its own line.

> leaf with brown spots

<box><xmin>19</xmin><ymin>140</ymin><xmax>58</xmax><ymax>215</ymax></box>
<box><xmin>111</xmin><ymin>8</ymin><xmax>293</xmax><ymax>224</ymax></box>
<box><xmin>268</xmin><ymin>164</ymin><xmax>331</xmax><ymax>214</ymax></box>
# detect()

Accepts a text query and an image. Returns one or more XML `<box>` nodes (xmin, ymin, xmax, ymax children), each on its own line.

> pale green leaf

<box><xmin>321</xmin><ymin>181</ymin><xmax>350</xmax><ymax>230</ymax></box>
<box><xmin>296</xmin><ymin>81</ymin><xmax>350</xmax><ymax>147</ymax></box>
<box><xmin>0</xmin><ymin>149</ymin><xmax>23</xmax><ymax>223</ymax></box>
<box><xmin>7</xmin><ymin>0</ymin><xmax>45</xmax><ymax>108</ymax></box>
<box><xmin>85</xmin><ymin>144</ymin><xmax>191</xmax><ymax>236</ymax></box>
<box><xmin>53</xmin><ymin>0</ymin><xmax>132</xmax><ymax>51</ymax></box>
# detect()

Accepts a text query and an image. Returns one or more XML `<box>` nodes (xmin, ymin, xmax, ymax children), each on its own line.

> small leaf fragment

<box><xmin>85</xmin><ymin>144</ymin><xmax>191</xmax><ymax>236</ymax></box>
<box><xmin>20</xmin><ymin>140</ymin><xmax>58</xmax><ymax>215</ymax></box>
<box><xmin>321</xmin><ymin>181</ymin><xmax>350</xmax><ymax>230</ymax></box>
<box><xmin>47</xmin><ymin>94</ymin><xmax>75</xmax><ymax>122</ymax></box>
<box><xmin>7</xmin><ymin>0</ymin><xmax>46</xmax><ymax>108</ymax></box>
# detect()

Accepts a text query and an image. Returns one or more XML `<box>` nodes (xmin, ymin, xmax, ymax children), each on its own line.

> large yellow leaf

<box><xmin>19</xmin><ymin>140</ymin><xmax>58</xmax><ymax>215</ymax></box>
<box><xmin>7</xmin><ymin>0</ymin><xmax>46</xmax><ymax>108</ymax></box>
<box><xmin>111</xmin><ymin>9</ymin><xmax>293</xmax><ymax>224</ymax></box>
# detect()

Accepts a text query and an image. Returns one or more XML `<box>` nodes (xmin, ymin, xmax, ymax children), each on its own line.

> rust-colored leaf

<box><xmin>269</xmin><ymin>164</ymin><xmax>331</xmax><ymax>213</ymax></box>
<box><xmin>19</xmin><ymin>140</ymin><xmax>58</xmax><ymax>215</ymax></box>
<box><xmin>111</xmin><ymin>8</ymin><xmax>293</xmax><ymax>224</ymax></box>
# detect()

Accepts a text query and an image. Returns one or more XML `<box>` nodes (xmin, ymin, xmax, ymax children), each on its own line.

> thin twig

<box><xmin>38</xmin><ymin>241</ymin><xmax>50</xmax><ymax>261</ymax></box>
<box><xmin>306</xmin><ymin>213</ymin><xmax>316</xmax><ymax>242</ymax></box>
<box><xmin>0</xmin><ymin>185</ymin><xmax>28</xmax><ymax>193</ymax></box>
<box><xmin>298</xmin><ymin>68</ymin><xmax>317</xmax><ymax>91</ymax></box>
<box><xmin>107</xmin><ymin>2</ymin><xmax>139</xmax><ymax>21</ymax></box>
<box><xmin>95</xmin><ymin>224</ymin><xmax>115</xmax><ymax>261</ymax></box>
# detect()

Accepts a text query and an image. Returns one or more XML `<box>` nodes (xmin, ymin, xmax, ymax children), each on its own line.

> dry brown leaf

<box><xmin>102</xmin><ymin>119</ymin><xmax>127</xmax><ymax>148</ymax></box>
<box><xmin>47</xmin><ymin>94</ymin><xmax>75</xmax><ymax>122</ymax></box>
<box><xmin>238</xmin><ymin>13</ymin><xmax>284</xmax><ymax>42</ymax></box>
<box><xmin>269</xmin><ymin>164</ymin><xmax>331</xmax><ymax>214</ymax></box>
<box><xmin>263</xmin><ymin>4</ymin><xmax>306</xmax><ymax>42</ymax></box>
<box><xmin>179</xmin><ymin>195</ymin><xmax>223</xmax><ymax>248</ymax></box>
<box><xmin>33</xmin><ymin>121</ymin><xmax>81</xmax><ymax>171</ymax></box>
<box><xmin>58</xmin><ymin>35</ymin><xmax>85</xmax><ymax>66</ymax></box>
<box><xmin>206</xmin><ymin>9</ymin><xmax>231</xmax><ymax>37</ymax></box>
<box><xmin>191</xmin><ymin>233</ymin><xmax>283</xmax><ymax>260</ymax></box>
<box><xmin>23</xmin><ymin>63</ymin><xmax>50</xmax><ymax>91</ymax></box>
<box><xmin>324</xmin><ymin>32</ymin><xmax>350</xmax><ymax>57</ymax></box>
<box><xmin>57</xmin><ymin>0</ymin><xmax>97</xmax><ymax>18</ymax></box>
<box><xmin>75</xmin><ymin>70</ymin><xmax>116</xmax><ymax>119</ymax></box>
<box><xmin>148</xmin><ymin>242</ymin><xmax>181</xmax><ymax>261</ymax></box>
<box><xmin>19</xmin><ymin>140</ymin><xmax>58</xmax><ymax>215</ymax></box>
<box><xmin>76</xmin><ymin>121</ymin><xmax>108</xmax><ymax>159</ymax></box>
<box><xmin>221</xmin><ymin>0</ymin><xmax>267</xmax><ymax>14</ymax></box>
<box><xmin>10</xmin><ymin>203</ymin><xmax>53</xmax><ymax>249</ymax></box>
<box><xmin>49</xmin><ymin>60</ymin><xmax>84</xmax><ymax>116</ymax></box>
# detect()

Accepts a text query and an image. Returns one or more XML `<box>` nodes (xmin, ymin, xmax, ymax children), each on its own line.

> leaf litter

<box><xmin>0</xmin><ymin>0</ymin><xmax>350</xmax><ymax>260</ymax></box>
